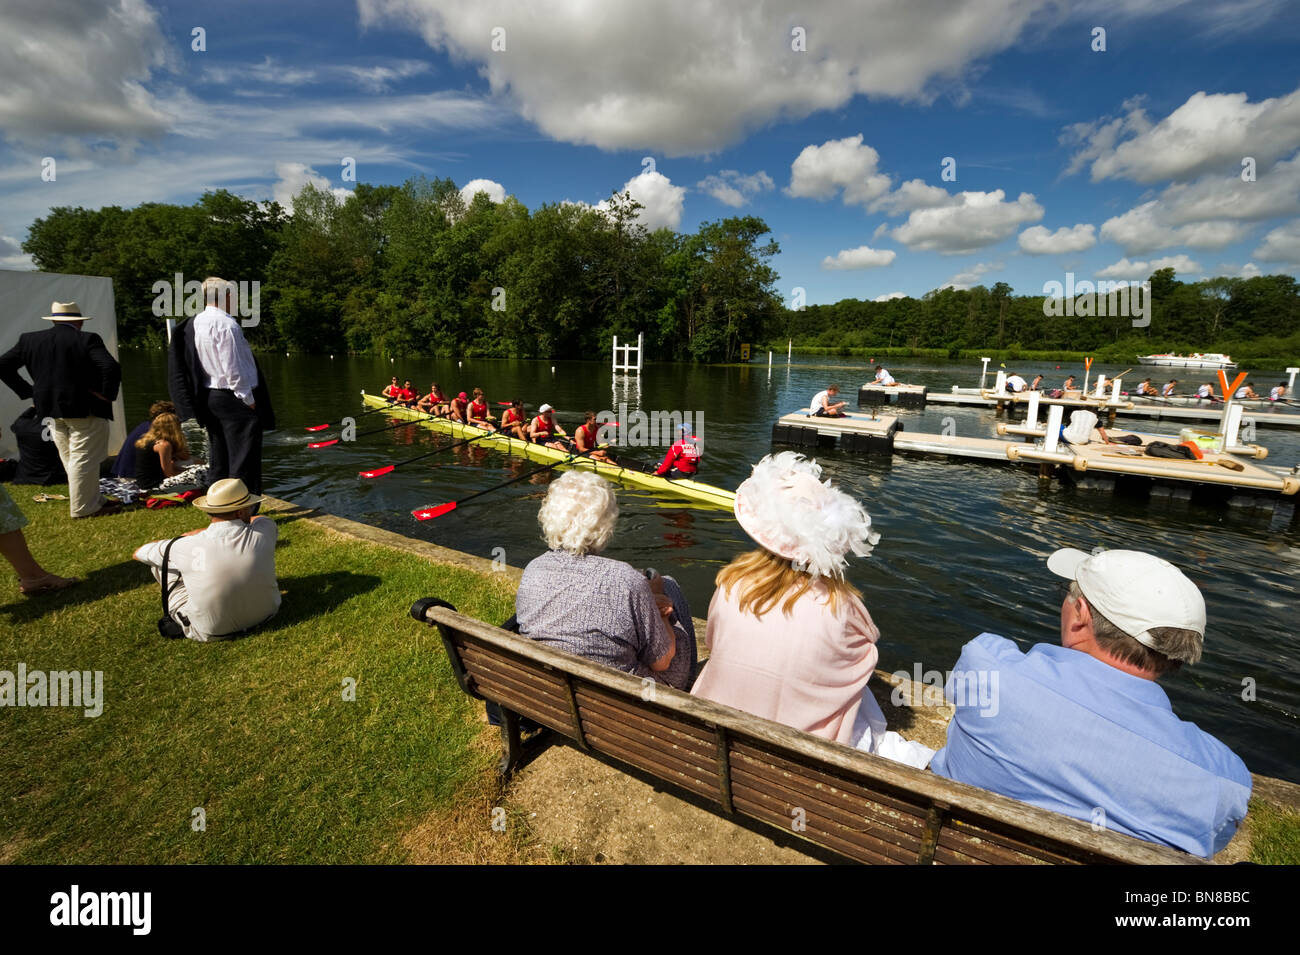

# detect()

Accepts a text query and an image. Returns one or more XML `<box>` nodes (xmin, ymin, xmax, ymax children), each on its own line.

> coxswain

<box><xmin>499</xmin><ymin>399</ymin><xmax>528</xmax><ymax>439</ymax></box>
<box><xmin>573</xmin><ymin>411</ymin><xmax>612</xmax><ymax>462</ymax></box>
<box><xmin>448</xmin><ymin>391</ymin><xmax>470</xmax><ymax>423</ymax></box>
<box><xmin>382</xmin><ymin>376</ymin><xmax>401</xmax><ymax>401</ymax></box>
<box><xmin>655</xmin><ymin>425</ymin><xmax>700</xmax><ymax>478</ymax></box>
<box><xmin>467</xmin><ymin>387</ymin><xmax>496</xmax><ymax>430</ymax></box>
<box><xmin>417</xmin><ymin>382</ymin><xmax>447</xmax><ymax>416</ymax></box>
<box><xmin>528</xmin><ymin>403</ymin><xmax>568</xmax><ymax>451</ymax></box>
<box><xmin>810</xmin><ymin>385</ymin><xmax>847</xmax><ymax>417</ymax></box>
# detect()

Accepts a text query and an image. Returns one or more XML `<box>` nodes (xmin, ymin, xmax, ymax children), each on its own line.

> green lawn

<box><xmin>0</xmin><ymin>486</ymin><xmax>515</xmax><ymax>863</ymax></box>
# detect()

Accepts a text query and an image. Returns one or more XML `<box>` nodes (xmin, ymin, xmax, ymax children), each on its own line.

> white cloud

<box><xmin>873</xmin><ymin>291</ymin><xmax>908</xmax><ymax>302</ymax></box>
<box><xmin>821</xmin><ymin>246</ymin><xmax>896</xmax><ymax>270</ymax></box>
<box><xmin>201</xmin><ymin>58</ymin><xmax>435</xmax><ymax>93</ymax></box>
<box><xmin>1099</xmin><ymin>201</ymin><xmax>1253</xmax><ymax>255</ymax></box>
<box><xmin>0</xmin><ymin>228</ymin><xmax>34</xmax><ymax>270</ymax></box>
<box><xmin>1213</xmin><ymin>262</ymin><xmax>1262</xmax><ymax>279</ymax></box>
<box><xmin>787</xmin><ymin>135</ymin><xmax>891</xmax><ymax>206</ymax></box>
<box><xmin>697</xmin><ymin>170</ymin><xmax>774</xmax><ymax>207</ymax></box>
<box><xmin>1253</xmin><ymin>220</ymin><xmax>1300</xmax><ymax>265</ymax></box>
<box><xmin>272</xmin><ymin>162</ymin><xmax>352</xmax><ymax>211</ymax></box>
<box><xmin>1063</xmin><ymin>87</ymin><xmax>1300</xmax><ymax>184</ymax></box>
<box><xmin>868</xmin><ymin>178</ymin><xmax>952</xmax><ymax>215</ymax></box>
<box><xmin>460</xmin><ymin>178</ymin><xmax>506</xmax><ymax>204</ymax></box>
<box><xmin>1156</xmin><ymin>153</ymin><xmax>1300</xmax><ymax>226</ymax></box>
<box><xmin>1018</xmin><ymin>223</ymin><xmax>1096</xmax><ymax>255</ymax></box>
<box><xmin>1095</xmin><ymin>255</ymin><xmax>1202</xmax><ymax>280</ymax></box>
<box><xmin>0</xmin><ymin>0</ymin><xmax>171</xmax><ymax>149</ymax></box>
<box><xmin>595</xmin><ymin>170</ymin><xmax>686</xmax><ymax>230</ymax></box>
<box><xmin>942</xmin><ymin>261</ymin><xmax>1003</xmax><ymax>290</ymax></box>
<box><xmin>891</xmin><ymin>190</ymin><xmax>1043</xmax><ymax>254</ymax></box>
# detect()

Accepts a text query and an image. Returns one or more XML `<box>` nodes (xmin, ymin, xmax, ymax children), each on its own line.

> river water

<box><xmin>119</xmin><ymin>349</ymin><xmax>1300</xmax><ymax>782</ymax></box>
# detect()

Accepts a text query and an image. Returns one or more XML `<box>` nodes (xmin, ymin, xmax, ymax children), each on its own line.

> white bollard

<box><xmin>1043</xmin><ymin>404</ymin><xmax>1064</xmax><ymax>453</ymax></box>
<box><xmin>1026</xmin><ymin>390</ymin><xmax>1041</xmax><ymax>428</ymax></box>
<box><xmin>1094</xmin><ymin>375</ymin><xmax>1107</xmax><ymax>398</ymax></box>
<box><xmin>980</xmin><ymin>357</ymin><xmax>990</xmax><ymax>391</ymax></box>
<box><xmin>1110</xmin><ymin>378</ymin><xmax>1122</xmax><ymax>404</ymax></box>
<box><xmin>1224</xmin><ymin>402</ymin><xmax>1243</xmax><ymax>448</ymax></box>
<box><xmin>994</xmin><ymin>370</ymin><xmax>1007</xmax><ymax>395</ymax></box>
<box><xmin>1287</xmin><ymin>367</ymin><xmax>1298</xmax><ymax>394</ymax></box>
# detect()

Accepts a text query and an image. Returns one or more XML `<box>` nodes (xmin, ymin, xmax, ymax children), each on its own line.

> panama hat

<box><xmin>43</xmin><ymin>301</ymin><xmax>91</xmax><ymax>322</ymax></box>
<box><xmin>734</xmin><ymin>452</ymin><xmax>880</xmax><ymax>579</ymax></box>
<box><xmin>193</xmin><ymin>478</ymin><xmax>263</xmax><ymax>514</ymax></box>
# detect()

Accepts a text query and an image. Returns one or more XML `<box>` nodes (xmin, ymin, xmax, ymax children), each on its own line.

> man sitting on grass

<box><xmin>930</xmin><ymin>548</ymin><xmax>1250</xmax><ymax>858</ymax></box>
<box><xmin>132</xmin><ymin>478</ymin><xmax>280</xmax><ymax>642</ymax></box>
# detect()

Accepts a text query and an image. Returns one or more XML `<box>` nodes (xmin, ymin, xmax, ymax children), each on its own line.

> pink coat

<box><xmin>691</xmin><ymin>580</ymin><xmax>880</xmax><ymax>745</ymax></box>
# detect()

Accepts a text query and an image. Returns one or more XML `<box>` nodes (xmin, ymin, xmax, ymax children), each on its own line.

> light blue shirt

<box><xmin>930</xmin><ymin>633</ymin><xmax>1251</xmax><ymax>858</ymax></box>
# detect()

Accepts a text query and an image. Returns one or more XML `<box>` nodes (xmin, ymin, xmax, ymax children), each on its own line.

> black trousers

<box><xmin>205</xmin><ymin>389</ymin><xmax>263</xmax><ymax>493</ymax></box>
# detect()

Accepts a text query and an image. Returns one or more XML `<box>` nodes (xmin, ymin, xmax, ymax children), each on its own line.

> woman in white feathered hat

<box><xmin>691</xmin><ymin>452</ymin><xmax>894</xmax><ymax>750</ymax></box>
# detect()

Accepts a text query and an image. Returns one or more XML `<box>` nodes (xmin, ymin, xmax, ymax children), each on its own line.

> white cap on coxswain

<box><xmin>538</xmin><ymin>403</ymin><xmax>554</xmax><ymax>413</ymax></box>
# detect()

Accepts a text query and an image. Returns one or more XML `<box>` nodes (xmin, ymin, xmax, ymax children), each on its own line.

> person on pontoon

<box><xmin>1029</xmin><ymin>374</ymin><xmax>1044</xmax><ymax>391</ymax></box>
<box><xmin>811</xmin><ymin>384</ymin><xmax>847</xmax><ymax>417</ymax></box>
<box><xmin>1162</xmin><ymin>379</ymin><xmax>1178</xmax><ymax>397</ymax></box>
<box><xmin>873</xmin><ymin>365</ymin><xmax>898</xmax><ymax>387</ymax></box>
<box><xmin>1004</xmin><ymin>373</ymin><xmax>1028</xmax><ymax>393</ymax></box>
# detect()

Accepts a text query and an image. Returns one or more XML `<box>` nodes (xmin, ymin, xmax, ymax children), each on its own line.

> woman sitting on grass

<box><xmin>134</xmin><ymin>413</ymin><xmax>204</xmax><ymax>491</ymax></box>
<box><xmin>692</xmin><ymin>452</ymin><xmax>931</xmax><ymax>766</ymax></box>
<box><xmin>514</xmin><ymin>470</ymin><xmax>696</xmax><ymax>689</ymax></box>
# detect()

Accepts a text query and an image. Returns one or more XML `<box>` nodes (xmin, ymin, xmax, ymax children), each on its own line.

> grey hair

<box><xmin>1068</xmin><ymin>581</ymin><xmax>1201</xmax><ymax>674</ymax></box>
<box><xmin>538</xmin><ymin>470</ymin><xmax>618</xmax><ymax>555</ymax></box>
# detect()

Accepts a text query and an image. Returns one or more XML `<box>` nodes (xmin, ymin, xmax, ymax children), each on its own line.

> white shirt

<box><xmin>1197</xmin><ymin>384</ymin><xmax>1212</xmax><ymax>397</ymax></box>
<box><xmin>1162</xmin><ymin>383</ymin><xmax>1176</xmax><ymax>396</ymax></box>
<box><xmin>134</xmin><ymin>517</ymin><xmax>280</xmax><ymax>639</ymax></box>
<box><xmin>193</xmin><ymin>305</ymin><xmax>259</xmax><ymax>406</ymax></box>
<box><xmin>875</xmin><ymin>368</ymin><xmax>896</xmax><ymax>385</ymax></box>
<box><xmin>810</xmin><ymin>389</ymin><xmax>835</xmax><ymax>412</ymax></box>
<box><xmin>1235</xmin><ymin>386</ymin><xmax>1250</xmax><ymax>399</ymax></box>
<box><xmin>1271</xmin><ymin>386</ymin><xmax>1285</xmax><ymax>400</ymax></box>
<box><xmin>1005</xmin><ymin>375</ymin><xmax>1027</xmax><ymax>392</ymax></box>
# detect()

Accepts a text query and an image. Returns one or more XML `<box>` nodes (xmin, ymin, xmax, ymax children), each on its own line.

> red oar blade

<box><xmin>304</xmin><ymin>423</ymin><xmax>330</xmax><ymax>432</ymax></box>
<box><xmin>307</xmin><ymin>438</ymin><xmax>339</xmax><ymax>449</ymax></box>
<box><xmin>359</xmin><ymin>465</ymin><xmax>395</xmax><ymax>478</ymax></box>
<box><xmin>413</xmin><ymin>502</ymin><xmax>457</xmax><ymax>521</ymax></box>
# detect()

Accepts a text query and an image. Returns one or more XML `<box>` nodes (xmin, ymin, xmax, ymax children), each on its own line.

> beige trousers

<box><xmin>50</xmin><ymin>416</ymin><xmax>110</xmax><ymax>518</ymax></box>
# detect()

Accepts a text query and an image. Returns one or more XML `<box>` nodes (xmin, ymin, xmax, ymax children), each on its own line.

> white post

<box><xmin>1287</xmin><ymin>367</ymin><xmax>1298</xmax><ymax>394</ymax></box>
<box><xmin>768</xmin><ymin>351</ymin><xmax>772</xmax><ymax>368</ymax></box>
<box><xmin>980</xmin><ymin>357</ymin><xmax>990</xmax><ymax>391</ymax></box>
<box><xmin>637</xmin><ymin>332</ymin><xmax>644</xmax><ymax>373</ymax></box>
<box><xmin>1026</xmin><ymin>390</ymin><xmax>1041</xmax><ymax>428</ymax></box>
<box><xmin>787</xmin><ymin>339</ymin><xmax>792</xmax><ymax>363</ymax></box>
<box><xmin>1043</xmin><ymin>404</ymin><xmax>1064</xmax><ymax>453</ymax></box>
<box><xmin>994</xmin><ymin>370</ymin><xmax>1007</xmax><ymax>396</ymax></box>
<box><xmin>1224</xmin><ymin>403</ymin><xmax>1243</xmax><ymax>448</ymax></box>
<box><xmin>1094</xmin><ymin>375</ymin><xmax>1107</xmax><ymax>398</ymax></box>
<box><xmin>612</xmin><ymin>335</ymin><xmax>618</xmax><ymax>374</ymax></box>
<box><xmin>1110</xmin><ymin>378</ymin><xmax>1122</xmax><ymax>405</ymax></box>
<box><xmin>1082</xmin><ymin>367</ymin><xmax>1090</xmax><ymax>395</ymax></box>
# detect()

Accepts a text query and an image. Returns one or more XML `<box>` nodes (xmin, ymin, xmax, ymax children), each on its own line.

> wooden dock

<box><xmin>926</xmin><ymin>388</ymin><xmax>1300</xmax><ymax>429</ymax></box>
<box><xmin>771</xmin><ymin>407</ymin><xmax>1300</xmax><ymax>504</ymax></box>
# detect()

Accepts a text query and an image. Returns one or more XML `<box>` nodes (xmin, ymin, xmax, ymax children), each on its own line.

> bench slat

<box><xmin>730</xmin><ymin>792</ymin><xmax>912</xmax><ymax>865</ymax></box>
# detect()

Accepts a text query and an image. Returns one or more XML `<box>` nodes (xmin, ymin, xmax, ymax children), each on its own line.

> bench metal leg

<box><xmin>498</xmin><ymin>707</ymin><xmax>523</xmax><ymax>778</ymax></box>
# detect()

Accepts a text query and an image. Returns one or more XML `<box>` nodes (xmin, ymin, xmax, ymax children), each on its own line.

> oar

<box><xmin>308</xmin><ymin>410</ymin><xmax>440</xmax><ymax>448</ymax></box>
<box><xmin>413</xmin><ymin>448</ymin><xmax>598</xmax><ymax>521</ymax></box>
<box><xmin>304</xmin><ymin>402</ymin><xmax>400</xmax><ymax>431</ymax></box>
<box><xmin>360</xmin><ymin>428</ymin><xmax>499</xmax><ymax>478</ymax></box>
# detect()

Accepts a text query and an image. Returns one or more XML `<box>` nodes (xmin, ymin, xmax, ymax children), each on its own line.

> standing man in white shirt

<box><xmin>133</xmin><ymin>479</ymin><xmax>280</xmax><ymax>641</ymax></box>
<box><xmin>169</xmin><ymin>277</ymin><xmax>273</xmax><ymax>494</ymax></box>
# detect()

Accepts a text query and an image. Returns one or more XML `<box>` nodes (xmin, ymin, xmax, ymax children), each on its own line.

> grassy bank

<box><xmin>0</xmin><ymin>487</ymin><xmax>517</xmax><ymax>863</ymax></box>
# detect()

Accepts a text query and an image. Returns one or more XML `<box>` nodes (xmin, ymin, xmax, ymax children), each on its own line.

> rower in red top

<box><xmin>382</xmin><ymin>376</ymin><xmax>401</xmax><ymax>401</ymax></box>
<box><xmin>448</xmin><ymin>391</ymin><xmax>469</xmax><ymax>423</ymax></box>
<box><xmin>655</xmin><ymin>424</ymin><xmax>700</xmax><ymax>477</ymax></box>
<box><xmin>528</xmin><ymin>403</ymin><xmax>569</xmax><ymax>451</ymax></box>
<box><xmin>573</xmin><ymin>410</ymin><xmax>612</xmax><ymax>462</ymax></box>
<box><xmin>417</xmin><ymin>382</ymin><xmax>447</xmax><ymax>416</ymax></box>
<box><xmin>398</xmin><ymin>379</ymin><xmax>418</xmax><ymax>406</ymax></box>
<box><xmin>499</xmin><ymin>399</ymin><xmax>527</xmax><ymax>439</ymax></box>
<box><xmin>467</xmin><ymin>387</ymin><xmax>497</xmax><ymax>430</ymax></box>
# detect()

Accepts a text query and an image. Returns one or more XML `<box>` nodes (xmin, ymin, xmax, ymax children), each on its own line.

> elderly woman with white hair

<box><xmin>692</xmin><ymin>452</ymin><xmax>931</xmax><ymax>766</ymax></box>
<box><xmin>514</xmin><ymin>470</ymin><xmax>696</xmax><ymax>689</ymax></box>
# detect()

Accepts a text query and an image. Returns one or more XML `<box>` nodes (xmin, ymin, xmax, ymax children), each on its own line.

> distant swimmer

<box><xmin>811</xmin><ymin>384</ymin><xmax>847</xmax><ymax>417</ymax></box>
<box><xmin>874</xmin><ymin>364</ymin><xmax>898</xmax><ymax>386</ymax></box>
<box><xmin>655</xmin><ymin>424</ymin><xmax>700</xmax><ymax>478</ymax></box>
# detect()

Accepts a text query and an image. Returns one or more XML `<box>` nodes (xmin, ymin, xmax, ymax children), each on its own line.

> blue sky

<box><xmin>2</xmin><ymin>0</ymin><xmax>1298</xmax><ymax>307</ymax></box>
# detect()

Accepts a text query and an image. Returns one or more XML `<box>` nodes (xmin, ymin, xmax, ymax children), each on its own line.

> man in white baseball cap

<box><xmin>930</xmin><ymin>547</ymin><xmax>1251</xmax><ymax>858</ymax></box>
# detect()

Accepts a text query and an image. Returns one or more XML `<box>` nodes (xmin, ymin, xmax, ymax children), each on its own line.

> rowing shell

<box><xmin>361</xmin><ymin>392</ymin><xmax>737</xmax><ymax>511</ymax></box>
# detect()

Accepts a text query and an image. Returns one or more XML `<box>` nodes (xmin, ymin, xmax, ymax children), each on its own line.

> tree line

<box><xmin>22</xmin><ymin>179</ymin><xmax>782</xmax><ymax>363</ymax></box>
<box><xmin>22</xmin><ymin>181</ymin><xmax>1299</xmax><ymax>364</ymax></box>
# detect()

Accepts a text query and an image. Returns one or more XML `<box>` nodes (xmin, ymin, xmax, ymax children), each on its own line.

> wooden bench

<box><xmin>412</xmin><ymin>598</ymin><xmax>1202</xmax><ymax>865</ymax></box>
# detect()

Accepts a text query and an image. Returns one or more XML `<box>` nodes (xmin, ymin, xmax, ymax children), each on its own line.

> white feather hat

<box><xmin>733</xmin><ymin>452</ymin><xmax>880</xmax><ymax>579</ymax></box>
